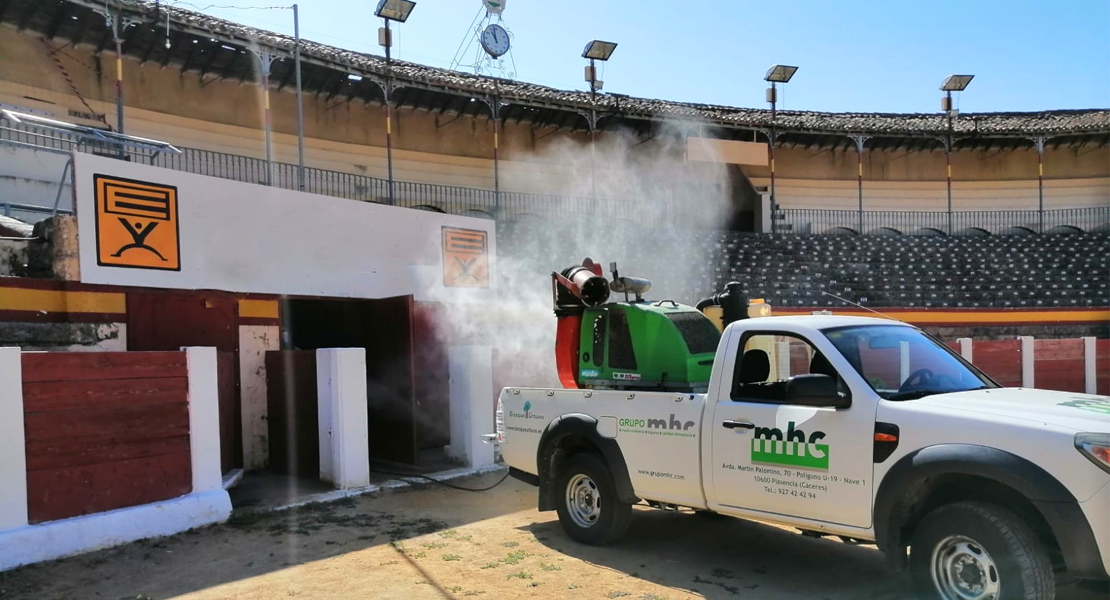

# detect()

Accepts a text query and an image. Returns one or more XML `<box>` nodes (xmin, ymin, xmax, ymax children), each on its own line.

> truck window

<box><xmin>731</xmin><ymin>333</ymin><xmax>833</xmax><ymax>402</ymax></box>
<box><xmin>823</xmin><ymin>325</ymin><xmax>993</xmax><ymax>399</ymax></box>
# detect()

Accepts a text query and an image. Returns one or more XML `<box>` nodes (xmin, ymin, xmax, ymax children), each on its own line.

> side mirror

<box><xmin>785</xmin><ymin>374</ymin><xmax>851</xmax><ymax>409</ymax></box>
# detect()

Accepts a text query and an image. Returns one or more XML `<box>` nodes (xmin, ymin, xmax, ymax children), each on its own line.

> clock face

<box><xmin>480</xmin><ymin>24</ymin><xmax>510</xmax><ymax>58</ymax></box>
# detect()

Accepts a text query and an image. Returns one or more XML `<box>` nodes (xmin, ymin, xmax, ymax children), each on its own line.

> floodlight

<box><xmin>764</xmin><ymin>65</ymin><xmax>798</xmax><ymax>83</ymax></box>
<box><xmin>375</xmin><ymin>0</ymin><xmax>416</xmax><ymax>22</ymax></box>
<box><xmin>582</xmin><ymin>40</ymin><xmax>617</xmax><ymax>61</ymax></box>
<box><xmin>940</xmin><ymin>74</ymin><xmax>974</xmax><ymax>92</ymax></box>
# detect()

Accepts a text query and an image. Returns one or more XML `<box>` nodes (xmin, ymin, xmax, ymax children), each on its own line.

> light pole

<box><xmin>375</xmin><ymin>0</ymin><xmax>417</xmax><ymax>206</ymax></box>
<box><xmin>92</xmin><ymin>5</ymin><xmax>139</xmax><ymax>155</ymax></box>
<box><xmin>765</xmin><ymin>65</ymin><xmax>798</xmax><ymax>235</ymax></box>
<box><xmin>940</xmin><ymin>74</ymin><xmax>973</xmax><ymax>235</ymax></box>
<box><xmin>583</xmin><ymin>40</ymin><xmax>617</xmax><ymax>201</ymax></box>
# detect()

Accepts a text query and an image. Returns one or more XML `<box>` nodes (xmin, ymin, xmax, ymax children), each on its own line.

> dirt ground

<box><xmin>0</xmin><ymin>473</ymin><xmax>1105</xmax><ymax>600</ymax></box>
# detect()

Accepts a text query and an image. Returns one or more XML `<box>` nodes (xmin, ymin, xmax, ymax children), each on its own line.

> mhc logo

<box><xmin>751</xmin><ymin>421</ymin><xmax>829</xmax><ymax>470</ymax></box>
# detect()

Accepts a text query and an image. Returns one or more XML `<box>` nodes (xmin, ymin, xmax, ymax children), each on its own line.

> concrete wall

<box><xmin>72</xmin><ymin>153</ymin><xmax>497</xmax><ymax>302</ymax></box>
<box><xmin>239</xmin><ymin>325</ymin><xmax>280</xmax><ymax>471</ymax></box>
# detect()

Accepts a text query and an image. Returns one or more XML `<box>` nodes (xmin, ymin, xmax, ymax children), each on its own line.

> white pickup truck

<box><xmin>496</xmin><ymin>315</ymin><xmax>1110</xmax><ymax>600</ymax></box>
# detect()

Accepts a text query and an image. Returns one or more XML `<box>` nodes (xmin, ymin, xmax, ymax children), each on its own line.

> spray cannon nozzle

<box><xmin>553</xmin><ymin>258</ymin><xmax>611</xmax><ymax>315</ymax></box>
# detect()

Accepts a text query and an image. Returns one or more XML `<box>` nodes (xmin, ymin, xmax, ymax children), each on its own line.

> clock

<box><xmin>480</xmin><ymin>24</ymin><xmax>510</xmax><ymax>58</ymax></box>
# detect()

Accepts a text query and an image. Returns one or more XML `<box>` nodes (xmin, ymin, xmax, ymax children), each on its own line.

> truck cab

<box><xmin>498</xmin><ymin>314</ymin><xmax>1110</xmax><ymax>600</ymax></box>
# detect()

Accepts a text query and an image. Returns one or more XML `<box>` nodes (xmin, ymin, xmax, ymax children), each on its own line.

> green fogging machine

<box><xmin>552</xmin><ymin>258</ymin><xmax>766</xmax><ymax>393</ymax></box>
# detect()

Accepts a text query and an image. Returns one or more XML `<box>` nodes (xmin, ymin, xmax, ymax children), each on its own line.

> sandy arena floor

<box><xmin>0</xmin><ymin>473</ymin><xmax>1104</xmax><ymax>600</ymax></box>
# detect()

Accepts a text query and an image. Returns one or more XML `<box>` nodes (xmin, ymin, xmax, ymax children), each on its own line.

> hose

<box><xmin>368</xmin><ymin>467</ymin><xmax>510</xmax><ymax>492</ymax></box>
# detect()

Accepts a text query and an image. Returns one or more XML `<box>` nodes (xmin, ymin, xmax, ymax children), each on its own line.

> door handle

<box><xmin>722</xmin><ymin>420</ymin><xmax>755</xmax><ymax>430</ymax></box>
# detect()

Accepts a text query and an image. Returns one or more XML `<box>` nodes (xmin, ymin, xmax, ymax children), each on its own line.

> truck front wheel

<box><xmin>554</xmin><ymin>453</ymin><xmax>632</xmax><ymax>545</ymax></box>
<box><xmin>910</xmin><ymin>501</ymin><xmax>1054</xmax><ymax>600</ymax></box>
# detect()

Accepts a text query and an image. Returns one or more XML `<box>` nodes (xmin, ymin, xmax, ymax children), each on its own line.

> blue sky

<box><xmin>180</xmin><ymin>0</ymin><xmax>1109</xmax><ymax>113</ymax></box>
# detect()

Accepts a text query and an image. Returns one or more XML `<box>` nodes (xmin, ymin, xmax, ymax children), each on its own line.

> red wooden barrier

<box><xmin>972</xmin><ymin>340</ymin><xmax>1023</xmax><ymax>387</ymax></box>
<box><xmin>21</xmin><ymin>352</ymin><xmax>192</xmax><ymax>523</ymax></box>
<box><xmin>1034</xmin><ymin>339</ymin><xmax>1085</xmax><ymax>393</ymax></box>
<box><xmin>1098</xmin><ymin>340</ymin><xmax>1110</xmax><ymax>397</ymax></box>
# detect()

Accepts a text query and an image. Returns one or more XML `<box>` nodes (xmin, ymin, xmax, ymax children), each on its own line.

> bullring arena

<box><xmin>0</xmin><ymin>0</ymin><xmax>1106</xmax><ymax>595</ymax></box>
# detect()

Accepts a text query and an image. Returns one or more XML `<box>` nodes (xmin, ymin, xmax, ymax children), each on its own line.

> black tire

<box><xmin>909</xmin><ymin>501</ymin><xmax>1054</xmax><ymax>600</ymax></box>
<box><xmin>554</xmin><ymin>453</ymin><xmax>632</xmax><ymax>545</ymax></box>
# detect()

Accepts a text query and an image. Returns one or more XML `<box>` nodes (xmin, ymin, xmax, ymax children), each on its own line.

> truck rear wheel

<box><xmin>554</xmin><ymin>453</ymin><xmax>632</xmax><ymax>545</ymax></box>
<box><xmin>910</xmin><ymin>501</ymin><xmax>1054</xmax><ymax>600</ymax></box>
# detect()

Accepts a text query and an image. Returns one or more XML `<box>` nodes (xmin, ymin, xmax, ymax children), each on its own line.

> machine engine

<box><xmin>552</xmin><ymin>258</ymin><xmax>764</xmax><ymax>393</ymax></box>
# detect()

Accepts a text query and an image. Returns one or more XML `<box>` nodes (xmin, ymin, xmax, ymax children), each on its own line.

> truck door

<box><xmin>707</xmin><ymin>330</ymin><xmax>875</xmax><ymax>527</ymax></box>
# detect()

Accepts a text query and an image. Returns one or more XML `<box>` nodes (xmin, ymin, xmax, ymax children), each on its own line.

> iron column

<box><xmin>852</xmin><ymin>134</ymin><xmax>869</xmax><ymax>235</ymax></box>
<box><xmin>293</xmin><ymin>4</ymin><xmax>306</xmax><ymax>191</ymax></box>
<box><xmin>94</xmin><ymin>7</ymin><xmax>139</xmax><ymax>138</ymax></box>
<box><xmin>492</xmin><ymin>92</ymin><xmax>501</xmax><ymax>215</ymax></box>
<box><xmin>250</xmin><ymin>49</ymin><xmax>278</xmax><ymax>186</ymax></box>
<box><xmin>1033</xmin><ymin>136</ymin><xmax>1046</xmax><ymax>233</ymax></box>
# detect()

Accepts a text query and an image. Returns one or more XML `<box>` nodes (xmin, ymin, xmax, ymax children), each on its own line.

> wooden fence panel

<box><xmin>21</xmin><ymin>351</ymin><xmax>192</xmax><ymax>524</ymax></box>
<box><xmin>1034</xmin><ymin>339</ymin><xmax>1085</xmax><ymax>393</ymax></box>
<box><xmin>972</xmin><ymin>340</ymin><xmax>1023</xmax><ymax>387</ymax></box>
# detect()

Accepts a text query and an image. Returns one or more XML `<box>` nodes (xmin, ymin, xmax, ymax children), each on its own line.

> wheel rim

<box><xmin>930</xmin><ymin>535</ymin><xmax>1001</xmax><ymax>600</ymax></box>
<box><xmin>565</xmin><ymin>474</ymin><xmax>601</xmax><ymax>529</ymax></box>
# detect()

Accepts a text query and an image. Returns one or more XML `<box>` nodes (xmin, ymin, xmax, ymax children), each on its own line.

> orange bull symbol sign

<box><xmin>442</xmin><ymin>226</ymin><xmax>489</xmax><ymax>288</ymax></box>
<box><xmin>93</xmin><ymin>174</ymin><xmax>181</xmax><ymax>271</ymax></box>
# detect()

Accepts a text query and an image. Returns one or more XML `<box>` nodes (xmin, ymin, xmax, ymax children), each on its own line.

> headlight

<box><xmin>1075</xmin><ymin>433</ymin><xmax>1110</xmax><ymax>474</ymax></box>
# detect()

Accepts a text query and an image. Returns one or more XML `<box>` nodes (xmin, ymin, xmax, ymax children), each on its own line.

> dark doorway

<box><xmin>265</xmin><ymin>350</ymin><xmax>318</xmax><ymax>477</ymax></box>
<box><xmin>127</xmin><ymin>291</ymin><xmax>242</xmax><ymax>472</ymax></box>
<box><xmin>282</xmin><ymin>295</ymin><xmax>439</xmax><ymax>466</ymax></box>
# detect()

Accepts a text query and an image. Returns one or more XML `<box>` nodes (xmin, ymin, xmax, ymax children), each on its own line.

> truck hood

<box><xmin>911</xmin><ymin>388</ymin><xmax>1110</xmax><ymax>433</ymax></box>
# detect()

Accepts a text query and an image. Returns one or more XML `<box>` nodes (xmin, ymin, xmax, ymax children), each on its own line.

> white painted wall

<box><xmin>0</xmin><ymin>347</ymin><xmax>27</xmax><ymax>531</ymax></box>
<box><xmin>446</xmin><ymin>346</ymin><xmax>496</xmax><ymax>469</ymax></box>
<box><xmin>316</xmin><ymin>348</ymin><xmax>370</xmax><ymax>490</ymax></box>
<box><xmin>185</xmin><ymin>347</ymin><xmax>228</xmax><ymax>496</ymax></box>
<box><xmin>72</xmin><ymin>153</ymin><xmax>496</xmax><ymax>302</ymax></box>
<box><xmin>239</xmin><ymin>325</ymin><xmax>280</xmax><ymax>471</ymax></box>
<box><xmin>1020</xmin><ymin>336</ymin><xmax>1035</xmax><ymax>388</ymax></box>
<box><xmin>1083</xmin><ymin>337</ymin><xmax>1097</xmax><ymax>395</ymax></box>
<box><xmin>0</xmin><ymin>347</ymin><xmax>232</xmax><ymax>571</ymax></box>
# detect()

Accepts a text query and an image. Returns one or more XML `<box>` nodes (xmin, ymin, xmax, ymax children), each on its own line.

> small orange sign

<box><xmin>442</xmin><ymin>226</ymin><xmax>489</xmax><ymax>288</ymax></box>
<box><xmin>94</xmin><ymin>174</ymin><xmax>180</xmax><ymax>271</ymax></box>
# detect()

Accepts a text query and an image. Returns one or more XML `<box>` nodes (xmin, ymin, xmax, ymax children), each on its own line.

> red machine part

<box><xmin>555</xmin><ymin>314</ymin><xmax>582</xmax><ymax>389</ymax></box>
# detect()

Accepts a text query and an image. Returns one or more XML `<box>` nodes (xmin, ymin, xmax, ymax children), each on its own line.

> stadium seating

<box><xmin>702</xmin><ymin>232</ymin><xmax>1110</xmax><ymax>309</ymax></box>
<box><xmin>498</xmin><ymin>219</ymin><xmax>1108</xmax><ymax>310</ymax></box>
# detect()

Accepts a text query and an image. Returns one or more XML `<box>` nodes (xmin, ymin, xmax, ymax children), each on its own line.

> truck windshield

<box><xmin>823</xmin><ymin>325</ymin><xmax>995</xmax><ymax>400</ymax></box>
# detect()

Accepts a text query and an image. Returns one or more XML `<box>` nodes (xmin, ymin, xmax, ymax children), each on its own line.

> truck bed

<box><xmin>500</xmin><ymin>387</ymin><xmax>710</xmax><ymax>509</ymax></box>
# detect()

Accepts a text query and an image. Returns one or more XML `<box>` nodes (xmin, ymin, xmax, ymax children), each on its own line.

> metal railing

<box><xmin>779</xmin><ymin>206</ymin><xmax>1110</xmax><ymax>235</ymax></box>
<box><xmin>1</xmin><ymin>201</ymin><xmax>73</xmax><ymax>219</ymax></box>
<box><xmin>4</xmin><ymin>118</ymin><xmax>1107</xmax><ymax>234</ymax></box>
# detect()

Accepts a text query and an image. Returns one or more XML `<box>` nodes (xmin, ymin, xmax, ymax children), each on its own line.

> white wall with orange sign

<box><xmin>73</xmin><ymin>153</ymin><xmax>496</xmax><ymax>303</ymax></box>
